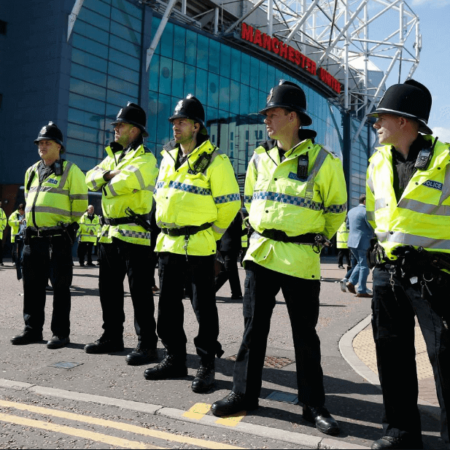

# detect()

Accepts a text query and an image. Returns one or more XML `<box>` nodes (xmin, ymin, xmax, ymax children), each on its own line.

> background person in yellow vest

<box><xmin>77</xmin><ymin>205</ymin><xmax>100</xmax><ymax>267</ymax></box>
<box><xmin>9</xmin><ymin>204</ymin><xmax>25</xmax><ymax>266</ymax></box>
<box><xmin>366</xmin><ymin>80</ymin><xmax>450</xmax><ymax>450</ymax></box>
<box><xmin>0</xmin><ymin>201</ymin><xmax>6</xmax><ymax>266</ymax></box>
<box><xmin>11</xmin><ymin>122</ymin><xmax>88</xmax><ymax>349</ymax></box>
<box><xmin>212</xmin><ymin>81</ymin><xmax>347</xmax><ymax>437</ymax></box>
<box><xmin>84</xmin><ymin>103</ymin><xmax>159</xmax><ymax>367</ymax></box>
<box><xmin>336</xmin><ymin>218</ymin><xmax>350</xmax><ymax>269</ymax></box>
<box><xmin>144</xmin><ymin>95</ymin><xmax>240</xmax><ymax>393</ymax></box>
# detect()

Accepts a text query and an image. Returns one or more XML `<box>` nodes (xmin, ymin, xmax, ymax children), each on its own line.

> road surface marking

<box><xmin>0</xmin><ymin>399</ymin><xmax>243</xmax><ymax>449</ymax></box>
<box><xmin>183</xmin><ymin>403</ymin><xmax>211</xmax><ymax>420</ymax></box>
<box><xmin>216</xmin><ymin>411</ymin><xmax>247</xmax><ymax>427</ymax></box>
<box><xmin>0</xmin><ymin>412</ymin><xmax>157</xmax><ymax>449</ymax></box>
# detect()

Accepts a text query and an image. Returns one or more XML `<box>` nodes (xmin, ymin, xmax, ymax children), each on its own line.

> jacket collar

<box><xmin>260</xmin><ymin>129</ymin><xmax>317</xmax><ymax>152</ymax></box>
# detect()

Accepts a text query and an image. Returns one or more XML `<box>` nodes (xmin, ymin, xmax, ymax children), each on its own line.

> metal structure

<box><xmin>67</xmin><ymin>0</ymin><xmax>422</xmax><ymax>142</ymax></box>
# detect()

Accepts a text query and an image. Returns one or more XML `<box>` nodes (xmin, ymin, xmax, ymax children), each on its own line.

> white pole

<box><xmin>267</xmin><ymin>0</ymin><xmax>273</xmax><ymax>36</ymax></box>
<box><xmin>344</xmin><ymin>0</ymin><xmax>349</xmax><ymax>111</ymax></box>
<box><xmin>67</xmin><ymin>0</ymin><xmax>85</xmax><ymax>42</ymax></box>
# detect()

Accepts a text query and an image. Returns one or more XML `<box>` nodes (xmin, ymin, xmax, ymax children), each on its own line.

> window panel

<box><xmin>109</xmin><ymin>34</ymin><xmax>140</xmax><ymax>59</ymax></box>
<box><xmin>75</xmin><ymin>19</ymin><xmax>109</xmax><ymax>45</ymax></box>
<box><xmin>185</xmin><ymin>30</ymin><xmax>197</xmax><ymax>65</ymax></box>
<box><xmin>240</xmin><ymin>84</ymin><xmax>250</xmax><ymax>115</ymax></box>
<box><xmin>109</xmin><ymin>48</ymin><xmax>140</xmax><ymax>71</ymax></box>
<box><xmin>250</xmin><ymin>57</ymin><xmax>260</xmax><ymax>90</ymax></box>
<box><xmin>110</xmin><ymin>20</ymin><xmax>141</xmax><ymax>45</ymax></box>
<box><xmin>148</xmin><ymin>53</ymin><xmax>160</xmax><ymax>93</ymax></box>
<box><xmin>72</xmin><ymin>48</ymin><xmax>108</xmax><ymax>73</ymax></box>
<box><xmin>71</xmin><ymin>63</ymin><xmax>107</xmax><ymax>87</ymax></box>
<box><xmin>156</xmin><ymin>94</ymin><xmax>172</xmax><ymax>145</ymax></box>
<box><xmin>107</xmin><ymin>75</ymin><xmax>139</xmax><ymax>98</ymax></box>
<box><xmin>219</xmin><ymin>76</ymin><xmax>230</xmax><ymax>112</ymax></box>
<box><xmin>208</xmin><ymin>72</ymin><xmax>219</xmax><ymax>109</ymax></box>
<box><xmin>69</xmin><ymin>93</ymin><xmax>106</xmax><ymax>115</ymax></box>
<box><xmin>68</xmin><ymin>122</ymin><xmax>104</xmax><ymax>144</ymax></box>
<box><xmin>66</xmin><ymin>137</ymin><xmax>103</xmax><ymax>159</ymax></box>
<box><xmin>249</xmin><ymin>87</ymin><xmax>259</xmax><ymax>115</ymax></box>
<box><xmin>68</xmin><ymin>108</ymin><xmax>107</xmax><ymax>130</ymax></box>
<box><xmin>230</xmin><ymin>48</ymin><xmax>241</xmax><ymax>82</ymax></box>
<box><xmin>208</xmin><ymin>39</ymin><xmax>220</xmax><ymax>75</ymax></box>
<box><xmin>78</xmin><ymin>6</ymin><xmax>110</xmax><ymax>30</ymax></box>
<box><xmin>111</xmin><ymin>0</ymin><xmax>142</xmax><ymax>20</ymax></box>
<box><xmin>111</xmin><ymin>7</ymin><xmax>142</xmax><ymax>32</ymax></box>
<box><xmin>151</xmin><ymin>17</ymin><xmax>162</xmax><ymax>49</ymax></box>
<box><xmin>173</xmin><ymin>26</ymin><xmax>186</xmax><ymax>62</ymax></box>
<box><xmin>267</xmin><ymin>64</ymin><xmax>276</xmax><ymax>90</ymax></box>
<box><xmin>109</xmin><ymin>61</ymin><xmax>139</xmax><ymax>84</ymax></box>
<box><xmin>196</xmin><ymin>34</ymin><xmax>209</xmax><ymax>70</ymax></box>
<box><xmin>159</xmin><ymin>57</ymin><xmax>173</xmax><ymax>95</ymax></box>
<box><xmin>172</xmin><ymin>61</ymin><xmax>185</xmax><ymax>99</ymax></box>
<box><xmin>83</xmin><ymin>0</ymin><xmax>111</xmax><ymax>18</ymax></box>
<box><xmin>107</xmin><ymin>89</ymin><xmax>138</xmax><ymax>107</ymax></box>
<box><xmin>230</xmin><ymin>80</ymin><xmax>240</xmax><ymax>115</ymax></box>
<box><xmin>160</xmin><ymin>22</ymin><xmax>174</xmax><ymax>58</ymax></box>
<box><xmin>241</xmin><ymin>53</ymin><xmax>250</xmax><ymax>86</ymax></box>
<box><xmin>184</xmin><ymin>64</ymin><xmax>196</xmax><ymax>96</ymax></box>
<box><xmin>70</xmin><ymin>78</ymin><xmax>106</xmax><ymax>102</ymax></box>
<box><xmin>220</xmin><ymin>44</ymin><xmax>231</xmax><ymax>79</ymax></box>
<box><xmin>73</xmin><ymin>33</ymin><xmax>109</xmax><ymax>59</ymax></box>
<box><xmin>147</xmin><ymin>91</ymin><xmax>159</xmax><ymax>142</ymax></box>
<box><xmin>195</xmin><ymin>68</ymin><xmax>208</xmax><ymax>105</ymax></box>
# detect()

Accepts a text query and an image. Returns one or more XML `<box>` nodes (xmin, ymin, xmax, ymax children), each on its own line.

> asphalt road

<box><xmin>0</xmin><ymin>256</ymin><xmax>445</xmax><ymax>449</ymax></box>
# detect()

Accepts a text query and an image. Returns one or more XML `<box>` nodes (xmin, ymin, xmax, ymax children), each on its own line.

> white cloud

<box><xmin>433</xmin><ymin>127</ymin><xmax>450</xmax><ymax>143</ymax></box>
<box><xmin>412</xmin><ymin>0</ymin><xmax>450</xmax><ymax>6</ymax></box>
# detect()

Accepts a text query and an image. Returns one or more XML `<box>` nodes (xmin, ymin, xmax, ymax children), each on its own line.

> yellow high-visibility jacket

<box><xmin>77</xmin><ymin>212</ymin><xmax>101</xmax><ymax>244</ymax></box>
<box><xmin>0</xmin><ymin>208</ymin><xmax>7</xmax><ymax>240</ymax></box>
<box><xmin>86</xmin><ymin>142</ymin><xmax>158</xmax><ymax>247</ymax></box>
<box><xmin>367</xmin><ymin>135</ymin><xmax>450</xmax><ymax>264</ymax></box>
<box><xmin>336</xmin><ymin>221</ymin><xmax>349</xmax><ymax>249</ymax></box>
<box><xmin>24</xmin><ymin>161</ymin><xmax>88</xmax><ymax>231</ymax></box>
<box><xmin>244</xmin><ymin>137</ymin><xmax>347</xmax><ymax>280</ymax></box>
<box><xmin>242</xmin><ymin>217</ymin><xmax>249</xmax><ymax>249</ymax></box>
<box><xmin>155</xmin><ymin>139</ymin><xmax>241</xmax><ymax>256</ymax></box>
<box><xmin>8</xmin><ymin>210</ymin><xmax>23</xmax><ymax>243</ymax></box>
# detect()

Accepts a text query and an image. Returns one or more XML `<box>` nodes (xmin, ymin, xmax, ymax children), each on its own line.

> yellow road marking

<box><xmin>183</xmin><ymin>403</ymin><xmax>211</xmax><ymax>420</ymax></box>
<box><xmin>0</xmin><ymin>399</ymin><xmax>243</xmax><ymax>449</ymax></box>
<box><xmin>0</xmin><ymin>412</ymin><xmax>158</xmax><ymax>449</ymax></box>
<box><xmin>216</xmin><ymin>411</ymin><xmax>247</xmax><ymax>427</ymax></box>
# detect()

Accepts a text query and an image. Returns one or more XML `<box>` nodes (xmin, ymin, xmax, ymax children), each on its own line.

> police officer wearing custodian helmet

<box><xmin>11</xmin><ymin>122</ymin><xmax>88</xmax><ymax>349</ymax></box>
<box><xmin>366</xmin><ymin>80</ymin><xmax>450</xmax><ymax>449</ymax></box>
<box><xmin>212</xmin><ymin>81</ymin><xmax>347</xmax><ymax>436</ymax></box>
<box><xmin>144</xmin><ymin>95</ymin><xmax>240</xmax><ymax>392</ymax></box>
<box><xmin>85</xmin><ymin>103</ymin><xmax>159</xmax><ymax>366</ymax></box>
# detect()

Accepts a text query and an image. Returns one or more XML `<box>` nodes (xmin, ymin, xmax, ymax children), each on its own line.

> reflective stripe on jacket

<box><xmin>366</xmin><ymin>135</ymin><xmax>450</xmax><ymax>264</ymax></box>
<box><xmin>155</xmin><ymin>139</ymin><xmax>241</xmax><ymax>256</ymax></box>
<box><xmin>336</xmin><ymin>221</ymin><xmax>349</xmax><ymax>249</ymax></box>
<box><xmin>86</xmin><ymin>143</ymin><xmax>158</xmax><ymax>246</ymax></box>
<box><xmin>244</xmin><ymin>139</ymin><xmax>347</xmax><ymax>279</ymax></box>
<box><xmin>24</xmin><ymin>160</ymin><xmax>88</xmax><ymax>230</ymax></box>
<box><xmin>77</xmin><ymin>213</ymin><xmax>100</xmax><ymax>244</ymax></box>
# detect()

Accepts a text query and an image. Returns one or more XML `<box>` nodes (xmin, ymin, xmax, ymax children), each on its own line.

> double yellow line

<box><xmin>0</xmin><ymin>399</ymin><xmax>243</xmax><ymax>449</ymax></box>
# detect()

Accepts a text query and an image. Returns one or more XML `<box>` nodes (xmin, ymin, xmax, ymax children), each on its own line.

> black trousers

<box><xmin>232</xmin><ymin>262</ymin><xmax>325</xmax><ymax>406</ymax></box>
<box><xmin>78</xmin><ymin>241</ymin><xmax>94</xmax><ymax>265</ymax></box>
<box><xmin>22</xmin><ymin>236</ymin><xmax>73</xmax><ymax>337</ymax></box>
<box><xmin>98</xmin><ymin>239</ymin><xmax>157</xmax><ymax>348</ymax></box>
<box><xmin>157</xmin><ymin>252</ymin><xmax>223</xmax><ymax>363</ymax></box>
<box><xmin>338</xmin><ymin>248</ymin><xmax>350</xmax><ymax>266</ymax></box>
<box><xmin>372</xmin><ymin>266</ymin><xmax>450</xmax><ymax>445</ymax></box>
<box><xmin>215</xmin><ymin>251</ymin><xmax>242</xmax><ymax>297</ymax></box>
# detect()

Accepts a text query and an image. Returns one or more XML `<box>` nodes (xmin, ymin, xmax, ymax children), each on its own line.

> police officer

<box><xmin>366</xmin><ymin>80</ymin><xmax>450</xmax><ymax>449</ymax></box>
<box><xmin>11</xmin><ymin>122</ymin><xmax>88</xmax><ymax>349</ymax></box>
<box><xmin>77</xmin><ymin>205</ymin><xmax>100</xmax><ymax>266</ymax></box>
<box><xmin>9</xmin><ymin>204</ymin><xmax>25</xmax><ymax>266</ymax></box>
<box><xmin>211</xmin><ymin>81</ymin><xmax>347</xmax><ymax>436</ymax></box>
<box><xmin>85</xmin><ymin>102</ymin><xmax>159</xmax><ymax>366</ymax></box>
<box><xmin>336</xmin><ymin>219</ymin><xmax>350</xmax><ymax>269</ymax></box>
<box><xmin>0</xmin><ymin>201</ymin><xmax>7</xmax><ymax>266</ymax></box>
<box><xmin>144</xmin><ymin>95</ymin><xmax>240</xmax><ymax>392</ymax></box>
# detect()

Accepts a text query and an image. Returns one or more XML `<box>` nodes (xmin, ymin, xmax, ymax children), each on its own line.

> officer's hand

<box><xmin>104</xmin><ymin>170</ymin><xmax>121</xmax><ymax>180</ymax></box>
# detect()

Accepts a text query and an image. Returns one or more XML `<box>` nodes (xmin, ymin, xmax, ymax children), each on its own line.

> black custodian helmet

<box><xmin>169</xmin><ymin>95</ymin><xmax>206</xmax><ymax>130</ymax></box>
<box><xmin>34</xmin><ymin>122</ymin><xmax>65</xmax><ymax>153</ymax></box>
<box><xmin>260</xmin><ymin>80</ymin><xmax>312</xmax><ymax>126</ymax></box>
<box><xmin>367</xmin><ymin>79</ymin><xmax>433</xmax><ymax>135</ymax></box>
<box><xmin>111</xmin><ymin>102</ymin><xmax>149</xmax><ymax>137</ymax></box>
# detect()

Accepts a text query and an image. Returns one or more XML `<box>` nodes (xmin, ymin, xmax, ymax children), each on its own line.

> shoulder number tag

<box><xmin>47</xmin><ymin>178</ymin><xmax>58</xmax><ymax>186</ymax></box>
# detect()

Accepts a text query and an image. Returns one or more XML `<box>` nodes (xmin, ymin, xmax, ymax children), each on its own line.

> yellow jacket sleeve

<box><xmin>8</xmin><ymin>211</ymin><xmax>20</xmax><ymax>228</ymax></box>
<box><xmin>102</xmin><ymin>154</ymin><xmax>159</xmax><ymax>199</ymax></box>
<box><xmin>209</xmin><ymin>155</ymin><xmax>241</xmax><ymax>240</ymax></box>
<box><xmin>0</xmin><ymin>210</ymin><xmax>6</xmax><ymax>232</ymax></box>
<box><xmin>366</xmin><ymin>161</ymin><xmax>376</xmax><ymax>230</ymax></box>
<box><xmin>317</xmin><ymin>155</ymin><xmax>348</xmax><ymax>239</ymax></box>
<box><xmin>244</xmin><ymin>153</ymin><xmax>259</xmax><ymax>212</ymax></box>
<box><xmin>68</xmin><ymin>165</ymin><xmax>89</xmax><ymax>224</ymax></box>
<box><xmin>86</xmin><ymin>160</ymin><xmax>110</xmax><ymax>192</ymax></box>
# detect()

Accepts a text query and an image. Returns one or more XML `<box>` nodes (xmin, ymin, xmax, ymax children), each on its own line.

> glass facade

<box><xmin>67</xmin><ymin>0</ymin><xmax>372</xmax><ymax>206</ymax></box>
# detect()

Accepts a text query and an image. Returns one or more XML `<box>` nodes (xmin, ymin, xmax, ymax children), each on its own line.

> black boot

<box><xmin>11</xmin><ymin>331</ymin><xmax>43</xmax><ymax>346</ymax></box>
<box><xmin>126</xmin><ymin>344</ymin><xmax>158</xmax><ymax>366</ymax></box>
<box><xmin>211</xmin><ymin>391</ymin><xmax>259</xmax><ymax>417</ymax></box>
<box><xmin>47</xmin><ymin>336</ymin><xmax>70</xmax><ymax>350</ymax></box>
<box><xmin>372</xmin><ymin>436</ymin><xmax>424</xmax><ymax>450</ymax></box>
<box><xmin>84</xmin><ymin>336</ymin><xmax>124</xmax><ymax>354</ymax></box>
<box><xmin>303</xmin><ymin>406</ymin><xmax>340</xmax><ymax>436</ymax></box>
<box><xmin>143</xmin><ymin>354</ymin><xmax>187</xmax><ymax>380</ymax></box>
<box><xmin>192</xmin><ymin>362</ymin><xmax>215</xmax><ymax>393</ymax></box>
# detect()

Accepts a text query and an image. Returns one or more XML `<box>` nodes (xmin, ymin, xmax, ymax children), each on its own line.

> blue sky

<box><xmin>401</xmin><ymin>0</ymin><xmax>450</xmax><ymax>140</ymax></box>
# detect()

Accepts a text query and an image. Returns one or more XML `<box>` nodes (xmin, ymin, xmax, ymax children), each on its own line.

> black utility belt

<box><xmin>102</xmin><ymin>215</ymin><xmax>149</xmax><ymax>226</ymax></box>
<box><xmin>259</xmin><ymin>229</ymin><xmax>318</xmax><ymax>244</ymax></box>
<box><xmin>26</xmin><ymin>226</ymin><xmax>64</xmax><ymax>238</ymax></box>
<box><xmin>161</xmin><ymin>223</ymin><xmax>212</xmax><ymax>237</ymax></box>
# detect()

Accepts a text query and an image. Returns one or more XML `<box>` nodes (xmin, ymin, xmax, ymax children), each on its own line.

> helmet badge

<box><xmin>175</xmin><ymin>100</ymin><xmax>184</xmax><ymax>114</ymax></box>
